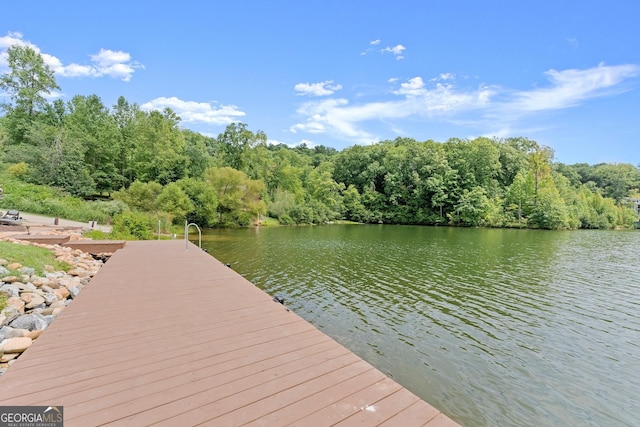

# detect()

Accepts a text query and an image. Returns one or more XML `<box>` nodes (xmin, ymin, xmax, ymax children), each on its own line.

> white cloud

<box><xmin>0</xmin><ymin>32</ymin><xmax>143</xmax><ymax>81</ymax></box>
<box><xmin>294</xmin><ymin>80</ymin><xmax>342</xmax><ymax>96</ymax></box>
<box><xmin>0</xmin><ymin>32</ymin><xmax>28</xmax><ymax>49</ymax></box>
<box><xmin>381</xmin><ymin>44</ymin><xmax>406</xmax><ymax>60</ymax></box>
<box><xmin>362</xmin><ymin>40</ymin><xmax>405</xmax><ymax>59</ymax></box>
<box><xmin>266</xmin><ymin>138</ymin><xmax>318</xmax><ymax>148</ymax></box>
<box><xmin>289</xmin><ymin>76</ymin><xmax>493</xmax><ymax>143</ymax></box>
<box><xmin>506</xmin><ymin>63</ymin><xmax>638</xmax><ymax>112</ymax></box>
<box><xmin>141</xmin><ymin>96</ymin><xmax>246</xmax><ymax>125</ymax></box>
<box><xmin>290</xmin><ymin>63</ymin><xmax>638</xmax><ymax>145</ymax></box>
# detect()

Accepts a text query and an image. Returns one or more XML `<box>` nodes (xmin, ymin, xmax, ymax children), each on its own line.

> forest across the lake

<box><xmin>2</xmin><ymin>45</ymin><xmax>639</xmax><ymax>236</ymax></box>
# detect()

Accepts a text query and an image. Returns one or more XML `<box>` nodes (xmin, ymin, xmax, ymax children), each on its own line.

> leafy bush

<box><xmin>110</xmin><ymin>211</ymin><xmax>154</xmax><ymax>240</ymax></box>
<box><xmin>6</xmin><ymin>162</ymin><xmax>28</xmax><ymax>177</ymax></box>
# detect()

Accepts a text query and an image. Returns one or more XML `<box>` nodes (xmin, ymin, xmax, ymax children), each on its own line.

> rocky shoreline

<box><xmin>0</xmin><ymin>235</ymin><xmax>108</xmax><ymax>375</ymax></box>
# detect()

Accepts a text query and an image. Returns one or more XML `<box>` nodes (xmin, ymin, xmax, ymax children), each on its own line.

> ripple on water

<box><xmin>202</xmin><ymin>226</ymin><xmax>640</xmax><ymax>427</ymax></box>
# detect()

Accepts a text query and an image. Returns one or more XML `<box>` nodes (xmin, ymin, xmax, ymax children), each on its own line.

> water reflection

<box><xmin>200</xmin><ymin>225</ymin><xmax>640</xmax><ymax>427</ymax></box>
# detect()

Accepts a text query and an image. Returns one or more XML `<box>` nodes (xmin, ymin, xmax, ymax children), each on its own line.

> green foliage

<box><xmin>83</xmin><ymin>229</ymin><xmax>110</xmax><ymax>240</ymax></box>
<box><xmin>342</xmin><ymin>185</ymin><xmax>367</xmax><ymax>222</ymax></box>
<box><xmin>1</xmin><ymin>49</ymin><xmax>636</xmax><ymax>234</ymax></box>
<box><xmin>156</xmin><ymin>182</ymin><xmax>194</xmax><ymax>224</ymax></box>
<box><xmin>131</xmin><ymin>109</ymin><xmax>188</xmax><ymax>184</ymax></box>
<box><xmin>174</xmin><ymin>178</ymin><xmax>218</xmax><ymax>226</ymax></box>
<box><xmin>110</xmin><ymin>211</ymin><xmax>154</xmax><ymax>240</ymax></box>
<box><xmin>112</xmin><ymin>181</ymin><xmax>163</xmax><ymax>212</ymax></box>
<box><xmin>528</xmin><ymin>177</ymin><xmax>569</xmax><ymax>229</ymax></box>
<box><xmin>6</xmin><ymin>161</ymin><xmax>28</xmax><ymax>177</ymax></box>
<box><xmin>0</xmin><ymin>171</ymin><xmax>113</xmax><ymax>222</ymax></box>
<box><xmin>448</xmin><ymin>187</ymin><xmax>491</xmax><ymax>226</ymax></box>
<box><xmin>0</xmin><ymin>45</ymin><xmax>60</xmax><ymax>118</ymax></box>
<box><xmin>205</xmin><ymin>166</ymin><xmax>266</xmax><ymax>226</ymax></box>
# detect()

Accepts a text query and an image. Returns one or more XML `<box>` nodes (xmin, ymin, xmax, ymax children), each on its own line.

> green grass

<box><xmin>1</xmin><ymin>238</ymin><xmax>72</xmax><ymax>312</ymax></box>
<box><xmin>82</xmin><ymin>229</ymin><xmax>110</xmax><ymax>240</ymax></box>
<box><xmin>0</xmin><ymin>241</ymin><xmax>71</xmax><ymax>277</ymax></box>
<box><xmin>0</xmin><ymin>170</ymin><xmax>126</xmax><ymax>223</ymax></box>
<box><xmin>258</xmin><ymin>217</ymin><xmax>280</xmax><ymax>226</ymax></box>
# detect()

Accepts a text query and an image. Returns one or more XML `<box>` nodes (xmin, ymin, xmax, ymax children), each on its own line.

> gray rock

<box><xmin>42</xmin><ymin>292</ymin><xmax>58</xmax><ymax>305</ymax></box>
<box><xmin>67</xmin><ymin>286</ymin><xmax>81</xmax><ymax>299</ymax></box>
<box><xmin>18</xmin><ymin>267</ymin><xmax>35</xmax><ymax>276</ymax></box>
<box><xmin>0</xmin><ymin>326</ymin><xmax>28</xmax><ymax>341</ymax></box>
<box><xmin>9</xmin><ymin>313</ymin><xmax>48</xmax><ymax>331</ymax></box>
<box><xmin>42</xmin><ymin>315</ymin><xmax>54</xmax><ymax>326</ymax></box>
<box><xmin>0</xmin><ymin>284</ymin><xmax>20</xmax><ymax>298</ymax></box>
<box><xmin>0</xmin><ymin>307</ymin><xmax>19</xmax><ymax>326</ymax></box>
<box><xmin>0</xmin><ymin>266</ymin><xmax>9</xmax><ymax>276</ymax></box>
<box><xmin>15</xmin><ymin>282</ymin><xmax>37</xmax><ymax>292</ymax></box>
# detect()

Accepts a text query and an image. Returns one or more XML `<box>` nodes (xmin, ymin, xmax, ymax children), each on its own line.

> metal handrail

<box><xmin>184</xmin><ymin>221</ymin><xmax>202</xmax><ymax>250</ymax></box>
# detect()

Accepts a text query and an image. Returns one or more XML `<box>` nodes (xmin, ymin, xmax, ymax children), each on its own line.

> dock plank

<box><xmin>0</xmin><ymin>240</ymin><xmax>460</xmax><ymax>426</ymax></box>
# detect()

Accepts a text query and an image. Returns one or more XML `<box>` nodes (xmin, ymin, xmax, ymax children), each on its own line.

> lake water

<box><xmin>196</xmin><ymin>225</ymin><xmax>640</xmax><ymax>426</ymax></box>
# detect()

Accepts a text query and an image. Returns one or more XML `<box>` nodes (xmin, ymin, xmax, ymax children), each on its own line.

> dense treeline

<box><xmin>1</xmin><ymin>45</ymin><xmax>639</xmax><ymax>231</ymax></box>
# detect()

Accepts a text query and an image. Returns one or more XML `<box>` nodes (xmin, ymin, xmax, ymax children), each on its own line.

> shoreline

<box><xmin>0</xmin><ymin>231</ymin><xmax>107</xmax><ymax>375</ymax></box>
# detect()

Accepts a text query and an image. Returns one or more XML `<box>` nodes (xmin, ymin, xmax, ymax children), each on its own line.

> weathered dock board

<box><xmin>0</xmin><ymin>240</ymin><xmax>460</xmax><ymax>426</ymax></box>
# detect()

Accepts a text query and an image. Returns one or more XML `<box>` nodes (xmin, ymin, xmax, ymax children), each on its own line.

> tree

<box><xmin>24</xmin><ymin>118</ymin><xmax>95</xmax><ymax>197</ymax></box>
<box><xmin>177</xmin><ymin>178</ymin><xmax>218</xmax><ymax>226</ymax></box>
<box><xmin>131</xmin><ymin>108</ymin><xmax>188</xmax><ymax>184</ymax></box>
<box><xmin>448</xmin><ymin>186</ymin><xmax>491</xmax><ymax>226</ymax></box>
<box><xmin>528</xmin><ymin>177</ymin><xmax>569</xmax><ymax>229</ymax></box>
<box><xmin>0</xmin><ymin>45</ymin><xmax>60</xmax><ymax>116</ymax></box>
<box><xmin>182</xmin><ymin>129</ymin><xmax>212</xmax><ymax>179</ymax></box>
<box><xmin>342</xmin><ymin>185</ymin><xmax>366</xmax><ymax>222</ymax></box>
<box><xmin>156</xmin><ymin>182</ymin><xmax>194</xmax><ymax>224</ymax></box>
<box><xmin>1</xmin><ymin>45</ymin><xmax>60</xmax><ymax>145</ymax></box>
<box><xmin>112</xmin><ymin>96</ymin><xmax>141</xmax><ymax>186</ymax></box>
<box><xmin>65</xmin><ymin>95</ymin><xmax>122</xmax><ymax>193</ymax></box>
<box><xmin>216</xmin><ymin>122</ymin><xmax>267</xmax><ymax>171</ymax></box>
<box><xmin>303</xmin><ymin>162</ymin><xmax>345</xmax><ymax>222</ymax></box>
<box><xmin>591</xmin><ymin>163</ymin><xmax>640</xmax><ymax>202</ymax></box>
<box><xmin>505</xmin><ymin>170</ymin><xmax>534</xmax><ymax>223</ymax></box>
<box><xmin>205</xmin><ymin>167</ymin><xmax>266</xmax><ymax>226</ymax></box>
<box><xmin>112</xmin><ymin>181</ymin><xmax>163</xmax><ymax>212</ymax></box>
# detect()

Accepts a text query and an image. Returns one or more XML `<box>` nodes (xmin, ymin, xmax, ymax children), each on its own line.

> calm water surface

<box><xmin>197</xmin><ymin>225</ymin><xmax>640</xmax><ymax>427</ymax></box>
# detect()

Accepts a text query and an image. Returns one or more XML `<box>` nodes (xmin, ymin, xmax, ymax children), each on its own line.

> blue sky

<box><xmin>1</xmin><ymin>1</ymin><xmax>638</xmax><ymax>165</ymax></box>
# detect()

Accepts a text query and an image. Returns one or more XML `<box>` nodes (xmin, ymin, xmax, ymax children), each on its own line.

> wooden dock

<box><xmin>0</xmin><ymin>240</ymin><xmax>460</xmax><ymax>426</ymax></box>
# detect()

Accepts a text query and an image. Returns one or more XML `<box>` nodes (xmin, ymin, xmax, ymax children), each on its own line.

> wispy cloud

<box><xmin>289</xmin><ymin>63</ymin><xmax>639</xmax><ymax>144</ymax></box>
<box><xmin>567</xmin><ymin>37</ymin><xmax>579</xmax><ymax>48</ymax></box>
<box><xmin>505</xmin><ymin>63</ymin><xmax>637</xmax><ymax>112</ymax></box>
<box><xmin>0</xmin><ymin>32</ymin><xmax>143</xmax><ymax>81</ymax></box>
<box><xmin>141</xmin><ymin>96</ymin><xmax>245</xmax><ymax>125</ymax></box>
<box><xmin>381</xmin><ymin>44</ymin><xmax>406</xmax><ymax>60</ymax></box>
<box><xmin>361</xmin><ymin>40</ymin><xmax>406</xmax><ymax>59</ymax></box>
<box><xmin>294</xmin><ymin>80</ymin><xmax>342</xmax><ymax>96</ymax></box>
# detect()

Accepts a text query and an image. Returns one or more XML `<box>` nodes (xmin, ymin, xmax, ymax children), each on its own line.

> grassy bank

<box><xmin>0</xmin><ymin>240</ymin><xmax>72</xmax><ymax>310</ymax></box>
<box><xmin>0</xmin><ymin>172</ymin><xmax>125</xmax><ymax>224</ymax></box>
<box><xmin>0</xmin><ymin>241</ymin><xmax>71</xmax><ymax>276</ymax></box>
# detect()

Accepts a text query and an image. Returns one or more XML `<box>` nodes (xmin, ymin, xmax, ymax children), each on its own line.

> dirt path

<box><xmin>20</xmin><ymin>213</ymin><xmax>111</xmax><ymax>232</ymax></box>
